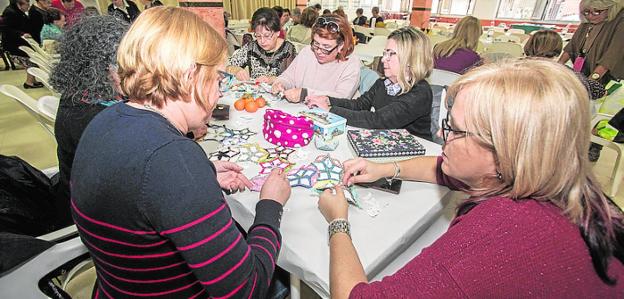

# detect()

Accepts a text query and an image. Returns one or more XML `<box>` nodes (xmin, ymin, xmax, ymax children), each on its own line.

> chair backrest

<box><xmin>29</xmin><ymin>56</ymin><xmax>53</xmax><ymax>74</ymax></box>
<box><xmin>374</xmin><ymin>27</ymin><xmax>391</xmax><ymax>36</ymax></box>
<box><xmin>27</xmin><ymin>67</ymin><xmax>57</xmax><ymax>95</ymax></box>
<box><xmin>359</xmin><ymin>65</ymin><xmax>379</xmax><ymax>95</ymax></box>
<box><xmin>427</xmin><ymin>69</ymin><xmax>461</xmax><ymax>144</ymax></box>
<box><xmin>38</xmin><ymin>95</ymin><xmax>60</xmax><ymax>121</ymax></box>
<box><xmin>482</xmin><ymin>42</ymin><xmax>524</xmax><ymax>59</ymax></box>
<box><xmin>0</xmin><ymin>84</ymin><xmax>55</xmax><ymax>135</ymax></box>
<box><xmin>18</xmin><ymin>45</ymin><xmax>37</xmax><ymax>58</ymax></box>
<box><xmin>22</xmin><ymin>36</ymin><xmax>53</xmax><ymax>61</ymax></box>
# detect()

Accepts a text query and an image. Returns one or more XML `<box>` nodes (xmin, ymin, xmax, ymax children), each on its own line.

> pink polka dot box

<box><xmin>262</xmin><ymin>109</ymin><xmax>314</xmax><ymax>148</ymax></box>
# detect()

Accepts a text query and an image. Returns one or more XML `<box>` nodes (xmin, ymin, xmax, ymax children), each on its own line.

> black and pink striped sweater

<box><xmin>71</xmin><ymin>103</ymin><xmax>283</xmax><ymax>298</ymax></box>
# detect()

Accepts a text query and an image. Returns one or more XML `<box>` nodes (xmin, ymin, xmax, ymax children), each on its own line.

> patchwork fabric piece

<box><xmin>249</xmin><ymin>175</ymin><xmax>268</xmax><ymax>192</ymax></box>
<box><xmin>311</xmin><ymin>154</ymin><xmax>343</xmax><ymax>188</ymax></box>
<box><xmin>258</xmin><ymin>157</ymin><xmax>294</xmax><ymax>175</ymax></box>
<box><xmin>208</xmin><ymin>147</ymin><xmax>240</xmax><ymax>161</ymax></box>
<box><xmin>205</xmin><ymin>125</ymin><xmax>257</xmax><ymax>146</ymax></box>
<box><xmin>235</xmin><ymin>143</ymin><xmax>269</xmax><ymax>163</ymax></box>
<box><xmin>262</xmin><ymin>146</ymin><xmax>296</xmax><ymax>161</ymax></box>
<box><xmin>287</xmin><ymin>165</ymin><xmax>319</xmax><ymax>188</ymax></box>
<box><xmin>205</xmin><ymin>124</ymin><xmax>233</xmax><ymax>142</ymax></box>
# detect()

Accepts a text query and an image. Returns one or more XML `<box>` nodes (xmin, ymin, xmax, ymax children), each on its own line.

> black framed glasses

<box><xmin>441</xmin><ymin>111</ymin><xmax>468</xmax><ymax>142</ymax></box>
<box><xmin>582</xmin><ymin>9</ymin><xmax>607</xmax><ymax>16</ymax></box>
<box><xmin>310</xmin><ymin>41</ymin><xmax>340</xmax><ymax>55</ymax></box>
<box><xmin>314</xmin><ymin>17</ymin><xmax>340</xmax><ymax>34</ymax></box>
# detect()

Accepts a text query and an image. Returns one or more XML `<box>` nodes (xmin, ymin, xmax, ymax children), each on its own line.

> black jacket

<box><xmin>329</xmin><ymin>78</ymin><xmax>433</xmax><ymax>141</ymax></box>
<box><xmin>27</xmin><ymin>5</ymin><xmax>47</xmax><ymax>44</ymax></box>
<box><xmin>1</xmin><ymin>4</ymin><xmax>30</xmax><ymax>56</ymax></box>
<box><xmin>107</xmin><ymin>0</ymin><xmax>140</xmax><ymax>23</ymax></box>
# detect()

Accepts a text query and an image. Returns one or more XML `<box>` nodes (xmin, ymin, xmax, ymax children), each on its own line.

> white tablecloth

<box><xmin>199</xmin><ymin>90</ymin><xmax>450</xmax><ymax>298</ymax></box>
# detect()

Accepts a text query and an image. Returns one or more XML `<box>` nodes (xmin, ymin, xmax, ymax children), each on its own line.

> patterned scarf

<box><xmin>384</xmin><ymin>78</ymin><xmax>401</xmax><ymax>96</ymax></box>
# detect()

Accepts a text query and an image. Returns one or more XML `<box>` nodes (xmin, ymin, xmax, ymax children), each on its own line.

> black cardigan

<box><xmin>1</xmin><ymin>4</ymin><xmax>30</xmax><ymax>56</ymax></box>
<box><xmin>329</xmin><ymin>78</ymin><xmax>433</xmax><ymax>141</ymax></box>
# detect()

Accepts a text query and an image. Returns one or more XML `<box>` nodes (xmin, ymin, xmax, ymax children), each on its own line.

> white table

<box><xmin>200</xmin><ymin>91</ymin><xmax>450</xmax><ymax>298</ymax></box>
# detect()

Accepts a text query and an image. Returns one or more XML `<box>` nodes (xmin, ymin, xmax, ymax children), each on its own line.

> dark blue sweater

<box><xmin>71</xmin><ymin>103</ymin><xmax>283</xmax><ymax>298</ymax></box>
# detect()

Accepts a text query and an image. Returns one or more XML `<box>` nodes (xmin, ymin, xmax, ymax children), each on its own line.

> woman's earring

<box><xmin>496</xmin><ymin>171</ymin><xmax>503</xmax><ymax>181</ymax></box>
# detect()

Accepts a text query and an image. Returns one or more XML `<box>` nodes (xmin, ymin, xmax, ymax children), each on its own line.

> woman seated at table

<box><xmin>305</xmin><ymin>27</ymin><xmax>433</xmax><ymax>141</ymax></box>
<box><xmin>49</xmin><ymin>15</ymin><xmax>128</xmax><ymax>227</ymax></box>
<box><xmin>524</xmin><ymin>29</ymin><xmax>605</xmax><ymax>100</ymax></box>
<box><xmin>71</xmin><ymin>7</ymin><xmax>291</xmax><ymax>298</ymax></box>
<box><xmin>318</xmin><ymin>59</ymin><xmax>624</xmax><ymax>298</ymax></box>
<box><xmin>286</xmin><ymin>7</ymin><xmax>317</xmax><ymax>44</ymax></box>
<box><xmin>271</xmin><ymin>14</ymin><xmax>360</xmax><ymax>102</ymax></box>
<box><xmin>433</xmin><ymin>16</ymin><xmax>482</xmax><ymax>74</ymax></box>
<box><xmin>227</xmin><ymin>7</ymin><xmax>297</xmax><ymax>82</ymax></box>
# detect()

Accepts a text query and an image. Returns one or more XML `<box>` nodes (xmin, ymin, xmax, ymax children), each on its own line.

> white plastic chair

<box><xmin>27</xmin><ymin>67</ymin><xmax>58</xmax><ymax>95</ymax></box>
<box><xmin>0</xmin><ymin>84</ymin><xmax>55</xmax><ymax>136</ymax></box>
<box><xmin>22</xmin><ymin>36</ymin><xmax>59</xmax><ymax>61</ymax></box>
<box><xmin>482</xmin><ymin>42</ymin><xmax>524</xmax><ymax>61</ymax></box>
<box><xmin>38</xmin><ymin>95</ymin><xmax>60</xmax><ymax>121</ymax></box>
<box><xmin>427</xmin><ymin>69</ymin><xmax>461</xmax><ymax>144</ymax></box>
<box><xmin>591</xmin><ymin>113</ymin><xmax>623</xmax><ymax>197</ymax></box>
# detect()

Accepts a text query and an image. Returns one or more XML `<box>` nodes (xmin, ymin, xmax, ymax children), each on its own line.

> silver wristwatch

<box><xmin>328</xmin><ymin>218</ymin><xmax>351</xmax><ymax>243</ymax></box>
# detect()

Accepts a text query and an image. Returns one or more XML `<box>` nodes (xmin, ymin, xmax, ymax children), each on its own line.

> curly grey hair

<box><xmin>50</xmin><ymin>15</ymin><xmax>129</xmax><ymax>104</ymax></box>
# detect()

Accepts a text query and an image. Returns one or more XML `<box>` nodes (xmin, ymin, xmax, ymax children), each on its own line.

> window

<box><xmin>543</xmin><ymin>0</ymin><xmax>581</xmax><ymax>21</ymax></box>
<box><xmin>434</xmin><ymin>0</ymin><xmax>474</xmax><ymax>15</ymax></box>
<box><xmin>496</xmin><ymin>0</ymin><xmax>539</xmax><ymax>19</ymax></box>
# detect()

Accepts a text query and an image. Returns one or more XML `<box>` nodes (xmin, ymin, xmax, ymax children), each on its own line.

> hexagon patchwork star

<box><xmin>262</xmin><ymin>146</ymin><xmax>296</xmax><ymax>162</ymax></box>
<box><xmin>258</xmin><ymin>157</ymin><xmax>294</xmax><ymax>175</ymax></box>
<box><xmin>208</xmin><ymin>147</ymin><xmax>240</xmax><ymax>161</ymax></box>
<box><xmin>311</xmin><ymin>154</ymin><xmax>343</xmax><ymax>187</ymax></box>
<box><xmin>287</xmin><ymin>165</ymin><xmax>319</xmax><ymax>188</ymax></box>
<box><xmin>235</xmin><ymin>143</ymin><xmax>269</xmax><ymax>163</ymax></box>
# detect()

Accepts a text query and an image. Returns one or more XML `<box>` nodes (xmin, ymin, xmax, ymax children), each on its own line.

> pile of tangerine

<box><xmin>234</xmin><ymin>93</ymin><xmax>267</xmax><ymax>113</ymax></box>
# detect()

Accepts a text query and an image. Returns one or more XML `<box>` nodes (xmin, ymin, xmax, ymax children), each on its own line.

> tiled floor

<box><xmin>0</xmin><ymin>68</ymin><xmax>622</xmax><ymax>298</ymax></box>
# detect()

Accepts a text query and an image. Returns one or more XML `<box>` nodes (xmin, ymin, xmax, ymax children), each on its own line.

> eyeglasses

<box><xmin>582</xmin><ymin>9</ymin><xmax>607</xmax><ymax>16</ymax></box>
<box><xmin>382</xmin><ymin>49</ymin><xmax>397</xmax><ymax>60</ymax></box>
<box><xmin>254</xmin><ymin>32</ymin><xmax>275</xmax><ymax>41</ymax></box>
<box><xmin>441</xmin><ymin>111</ymin><xmax>468</xmax><ymax>143</ymax></box>
<box><xmin>314</xmin><ymin>17</ymin><xmax>340</xmax><ymax>34</ymax></box>
<box><xmin>310</xmin><ymin>41</ymin><xmax>339</xmax><ymax>55</ymax></box>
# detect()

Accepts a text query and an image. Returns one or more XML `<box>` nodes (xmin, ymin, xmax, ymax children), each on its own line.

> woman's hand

<box><xmin>318</xmin><ymin>185</ymin><xmax>349</xmax><ymax>223</ymax></box>
<box><xmin>271</xmin><ymin>80</ymin><xmax>285</xmax><ymax>94</ymax></box>
<box><xmin>214</xmin><ymin>161</ymin><xmax>253</xmax><ymax>193</ymax></box>
<box><xmin>342</xmin><ymin>158</ymin><xmax>391</xmax><ymax>186</ymax></box>
<box><xmin>260</xmin><ymin>169</ymin><xmax>291</xmax><ymax>206</ymax></box>
<box><xmin>235</xmin><ymin>69</ymin><xmax>250</xmax><ymax>81</ymax></box>
<box><xmin>256</xmin><ymin>75</ymin><xmax>276</xmax><ymax>84</ymax></box>
<box><xmin>283</xmin><ymin>88</ymin><xmax>302</xmax><ymax>103</ymax></box>
<box><xmin>305</xmin><ymin>95</ymin><xmax>330</xmax><ymax>110</ymax></box>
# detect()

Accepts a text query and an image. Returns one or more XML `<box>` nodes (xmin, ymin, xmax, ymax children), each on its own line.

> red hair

<box><xmin>312</xmin><ymin>14</ymin><xmax>354</xmax><ymax>61</ymax></box>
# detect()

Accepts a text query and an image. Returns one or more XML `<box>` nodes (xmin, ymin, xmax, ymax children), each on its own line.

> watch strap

<box><xmin>328</xmin><ymin>218</ymin><xmax>351</xmax><ymax>243</ymax></box>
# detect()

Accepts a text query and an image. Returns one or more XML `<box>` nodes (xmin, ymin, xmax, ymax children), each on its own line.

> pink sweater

<box><xmin>276</xmin><ymin>46</ymin><xmax>360</xmax><ymax>99</ymax></box>
<box><xmin>350</xmin><ymin>157</ymin><xmax>624</xmax><ymax>298</ymax></box>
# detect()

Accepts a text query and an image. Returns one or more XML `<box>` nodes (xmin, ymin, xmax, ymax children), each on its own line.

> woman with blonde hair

<box><xmin>305</xmin><ymin>27</ymin><xmax>434</xmax><ymax>140</ymax></box>
<box><xmin>433</xmin><ymin>16</ymin><xmax>482</xmax><ymax>74</ymax></box>
<box><xmin>71</xmin><ymin>7</ymin><xmax>292</xmax><ymax>298</ymax></box>
<box><xmin>318</xmin><ymin>59</ymin><xmax>624</xmax><ymax>298</ymax></box>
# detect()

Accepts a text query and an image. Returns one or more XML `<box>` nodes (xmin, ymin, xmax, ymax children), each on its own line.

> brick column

<box><xmin>410</xmin><ymin>0</ymin><xmax>432</xmax><ymax>30</ymax></box>
<box><xmin>295</xmin><ymin>0</ymin><xmax>308</xmax><ymax>10</ymax></box>
<box><xmin>179</xmin><ymin>0</ymin><xmax>225</xmax><ymax>37</ymax></box>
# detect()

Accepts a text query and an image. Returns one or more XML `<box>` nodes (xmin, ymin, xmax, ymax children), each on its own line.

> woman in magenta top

<box><xmin>317</xmin><ymin>59</ymin><xmax>624</xmax><ymax>298</ymax></box>
<box><xmin>433</xmin><ymin>16</ymin><xmax>482</xmax><ymax>74</ymax></box>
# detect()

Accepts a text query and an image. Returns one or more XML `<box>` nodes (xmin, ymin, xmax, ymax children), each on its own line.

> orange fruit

<box><xmin>234</xmin><ymin>99</ymin><xmax>246</xmax><ymax>111</ymax></box>
<box><xmin>245</xmin><ymin>100</ymin><xmax>259</xmax><ymax>113</ymax></box>
<box><xmin>245</xmin><ymin>97</ymin><xmax>255</xmax><ymax>104</ymax></box>
<box><xmin>256</xmin><ymin>97</ymin><xmax>266</xmax><ymax>108</ymax></box>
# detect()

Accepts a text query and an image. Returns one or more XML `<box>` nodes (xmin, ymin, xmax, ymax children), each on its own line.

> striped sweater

<box><xmin>71</xmin><ymin>103</ymin><xmax>283</xmax><ymax>298</ymax></box>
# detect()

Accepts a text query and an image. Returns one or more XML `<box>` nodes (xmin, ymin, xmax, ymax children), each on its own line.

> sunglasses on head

<box><xmin>314</xmin><ymin>17</ymin><xmax>340</xmax><ymax>34</ymax></box>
